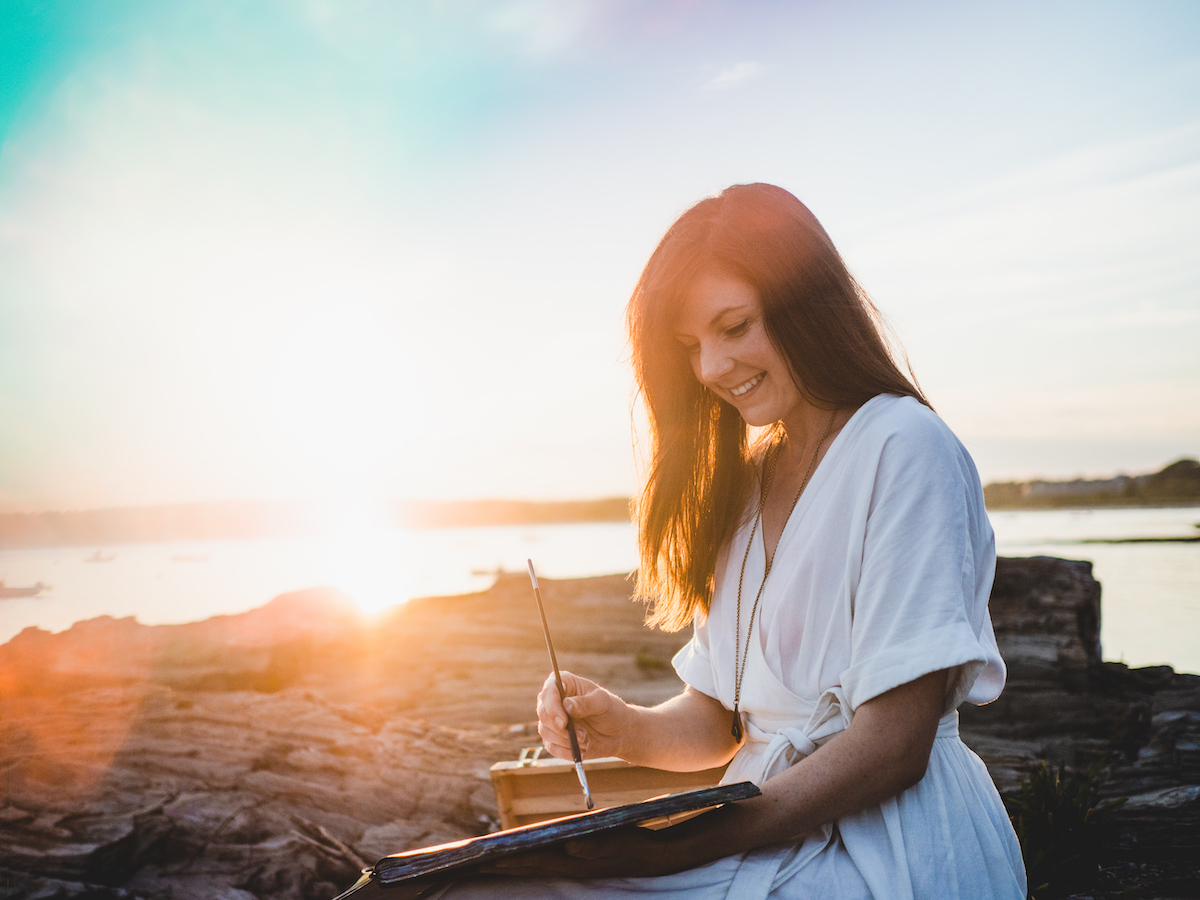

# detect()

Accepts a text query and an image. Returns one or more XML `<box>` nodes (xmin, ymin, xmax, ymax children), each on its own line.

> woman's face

<box><xmin>674</xmin><ymin>271</ymin><xmax>805</xmax><ymax>428</ymax></box>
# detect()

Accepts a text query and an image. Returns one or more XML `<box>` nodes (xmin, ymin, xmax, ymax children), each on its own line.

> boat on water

<box><xmin>85</xmin><ymin>549</ymin><xmax>116</xmax><ymax>563</ymax></box>
<box><xmin>171</xmin><ymin>552</ymin><xmax>211</xmax><ymax>563</ymax></box>
<box><xmin>0</xmin><ymin>580</ymin><xmax>47</xmax><ymax>599</ymax></box>
<box><xmin>470</xmin><ymin>565</ymin><xmax>512</xmax><ymax>577</ymax></box>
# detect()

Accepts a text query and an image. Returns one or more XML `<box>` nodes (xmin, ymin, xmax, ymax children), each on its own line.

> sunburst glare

<box><xmin>321</xmin><ymin>499</ymin><xmax>410</xmax><ymax>616</ymax></box>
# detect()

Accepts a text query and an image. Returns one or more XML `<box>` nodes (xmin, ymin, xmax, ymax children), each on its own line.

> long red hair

<box><xmin>628</xmin><ymin>183</ymin><xmax>928</xmax><ymax>631</ymax></box>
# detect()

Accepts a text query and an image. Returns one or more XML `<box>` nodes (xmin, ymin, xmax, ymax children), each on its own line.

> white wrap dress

<box><xmin>438</xmin><ymin>394</ymin><xmax>1026</xmax><ymax>899</ymax></box>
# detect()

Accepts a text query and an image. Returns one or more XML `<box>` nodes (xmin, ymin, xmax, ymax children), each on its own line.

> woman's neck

<box><xmin>778</xmin><ymin>404</ymin><xmax>840</xmax><ymax>472</ymax></box>
<box><xmin>759</xmin><ymin>404</ymin><xmax>857</xmax><ymax>559</ymax></box>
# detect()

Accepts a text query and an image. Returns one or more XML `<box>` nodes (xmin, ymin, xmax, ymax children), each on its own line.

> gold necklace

<box><xmin>730</xmin><ymin>410</ymin><xmax>838</xmax><ymax>742</ymax></box>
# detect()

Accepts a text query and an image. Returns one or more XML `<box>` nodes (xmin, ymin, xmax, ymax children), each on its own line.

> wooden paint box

<box><xmin>490</xmin><ymin>748</ymin><xmax>728</xmax><ymax>829</ymax></box>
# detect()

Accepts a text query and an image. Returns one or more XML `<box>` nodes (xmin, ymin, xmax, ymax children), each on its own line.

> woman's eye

<box><xmin>725</xmin><ymin>320</ymin><xmax>750</xmax><ymax>338</ymax></box>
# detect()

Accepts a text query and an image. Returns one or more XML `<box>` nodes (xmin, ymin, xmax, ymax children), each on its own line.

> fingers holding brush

<box><xmin>536</xmin><ymin>670</ymin><xmax>588</xmax><ymax>757</ymax></box>
<box><xmin>536</xmin><ymin>671</ymin><xmax>632</xmax><ymax>760</ymax></box>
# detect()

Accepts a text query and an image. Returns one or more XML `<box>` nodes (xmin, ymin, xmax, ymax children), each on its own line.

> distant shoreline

<box><xmin>0</xmin><ymin>497</ymin><xmax>633</xmax><ymax>550</ymax></box>
<box><xmin>2</xmin><ymin>458</ymin><xmax>1196</xmax><ymax>548</ymax></box>
<box><xmin>3</xmin><ymin>490</ymin><xmax>1200</xmax><ymax>549</ymax></box>
<box><xmin>983</xmin><ymin>458</ymin><xmax>1199</xmax><ymax>511</ymax></box>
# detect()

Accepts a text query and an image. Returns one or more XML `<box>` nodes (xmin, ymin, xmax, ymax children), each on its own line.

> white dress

<box><xmin>436</xmin><ymin>394</ymin><xmax>1026</xmax><ymax>899</ymax></box>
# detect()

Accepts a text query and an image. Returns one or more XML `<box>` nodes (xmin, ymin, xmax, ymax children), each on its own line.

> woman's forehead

<box><xmin>674</xmin><ymin>271</ymin><xmax>761</xmax><ymax>333</ymax></box>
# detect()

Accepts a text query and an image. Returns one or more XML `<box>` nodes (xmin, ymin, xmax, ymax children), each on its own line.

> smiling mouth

<box><xmin>730</xmin><ymin>373</ymin><xmax>764</xmax><ymax>397</ymax></box>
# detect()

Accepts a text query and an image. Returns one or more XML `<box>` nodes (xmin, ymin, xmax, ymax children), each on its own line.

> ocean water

<box><xmin>1</xmin><ymin>507</ymin><xmax>1197</xmax><ymax>673</ymax></box>
<box><xmin>989</xmin><ymin>506</ymin><xmax>1200</xmax><ymax>675</ymax></box>
<box><xmin>0</xmin><ymin>522</ymin><xmax>641</xmax><ymax>645</ymax></box>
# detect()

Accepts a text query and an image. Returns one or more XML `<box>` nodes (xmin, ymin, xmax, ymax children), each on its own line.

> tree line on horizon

<box><xmin>982</xmin><ymin>458</ymin><xmax>1200</xmax><ymax>510</ymax></box>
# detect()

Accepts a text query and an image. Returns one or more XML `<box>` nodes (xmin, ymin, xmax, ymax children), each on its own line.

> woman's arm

<box><xmin>511</xmin><ymin>668</ymin><xmax>948</xmax><ymax>879</ymax></box>
<box><xmin>701</xmin><ymin>668</ymin><xmax>949</xmax><ymax>853</ymax></box>
<box><xmin>537</xmin><ymin>672</ymin><xmax>741</xmax><ymax>772</ymax></box>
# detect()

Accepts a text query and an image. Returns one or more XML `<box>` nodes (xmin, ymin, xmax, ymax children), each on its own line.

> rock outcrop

<box><xmin>962</xmin><ymin>557</ymin><xmax>1200</xmax><ymax>896</ymax></box>
<box><xmin>1</xmin><ymin>560</ymin><xmax>1197</xmax><ymax>899</ymax></box>
<box><xmin>0</xmin><ymin>573</ymin><xmax>685</xmax><ymax>900</ymax></box>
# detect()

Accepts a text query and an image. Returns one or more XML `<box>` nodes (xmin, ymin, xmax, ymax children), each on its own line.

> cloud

<box><xmin>486</xmin><ymin>0</ymin><xmax>595</xmax><ymax>61</ymax></box>
<box><xmin>848</xmin><ymin>121</ymin><xmax>1200</xmax><ymax>316</ymax></box>
<box><xmin>707</xmin><ymin>61</ymin><xmax>764</xmax><ymax>90</ymax></box>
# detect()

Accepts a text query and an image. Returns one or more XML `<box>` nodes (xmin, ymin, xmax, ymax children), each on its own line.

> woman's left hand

<box><xmin>479</xmin><ymin>824</ymin><xmax>704</xmax><ymax>880</ymax></box>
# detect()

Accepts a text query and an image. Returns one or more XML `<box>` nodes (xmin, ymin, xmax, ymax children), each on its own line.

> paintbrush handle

<box><xmin>527</xmin><ymin>559</ymin><xmax>593</xmax><ymax>808</ymax></box>
<box><xmin>564</xmin><ymin>707</ymin><xmax>585</xmax><ymax>758</ymax></box>
<box><xmin>528</xmin><ymin>560</ymin><xmax>565</xmax><ymax>684</ymax></box>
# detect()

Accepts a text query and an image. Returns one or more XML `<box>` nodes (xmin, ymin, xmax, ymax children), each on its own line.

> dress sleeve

<box><xmin>672</xmin><ymin>613</ymin><xmax>722</xmax><ymax>702</ymax></box>
<box><xmin>838</xmin><ymin>411</ymin><xmax>999</xmax><ymax>714</ymax></box>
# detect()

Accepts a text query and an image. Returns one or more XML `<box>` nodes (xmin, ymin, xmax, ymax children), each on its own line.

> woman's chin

<box><xmin>734</xmin><ymin>408</ymin><xmax>778</xmax><ymax>428</ymax></box>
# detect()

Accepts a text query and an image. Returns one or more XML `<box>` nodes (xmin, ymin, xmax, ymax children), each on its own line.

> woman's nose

<box><xmin>695</xmin><ymin>341</ymin><xmax>734</xmax><ymax>385</ymax></box>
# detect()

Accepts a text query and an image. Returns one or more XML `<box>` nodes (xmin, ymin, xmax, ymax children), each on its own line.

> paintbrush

<box><xmin>526</xmin><ymin>558</ymin><xmax>594</xmax><ymax>810</ymax></box>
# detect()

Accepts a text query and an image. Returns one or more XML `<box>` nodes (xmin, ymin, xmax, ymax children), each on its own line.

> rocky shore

<box><xmin>2</xmin><ymin>558</ymin><xmax>1198</xmax><ymax>899</ymax></box>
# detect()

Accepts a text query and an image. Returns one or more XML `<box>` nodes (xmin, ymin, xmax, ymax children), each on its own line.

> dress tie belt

<box><xmin>742</xmin><ymin>694</ymin><xmax>961</xmax><ymax>785</ymax></box>
<box><xmin>742</xmin><ymin>686</ymin><xmax>852</xmax><ymax>784</ymax></box>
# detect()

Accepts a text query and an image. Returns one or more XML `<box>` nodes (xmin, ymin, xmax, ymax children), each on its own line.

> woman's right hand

<box><xmin>537</xmin><ymin>671</ymin><xmax>633</xmax><ymax>761</ymax></box>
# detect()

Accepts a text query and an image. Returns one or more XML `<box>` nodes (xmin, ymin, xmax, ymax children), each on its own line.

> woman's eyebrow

<box><xmin>707</xmin><ymin>304</ymin><xmax>755</xmax><ymax>327</ymax></box>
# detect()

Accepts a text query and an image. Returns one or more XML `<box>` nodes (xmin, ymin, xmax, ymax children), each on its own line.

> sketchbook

<box><xmin>367</xmin><ymin>781</ymin><xmax>759</xmax><ymax>887</ymax></box>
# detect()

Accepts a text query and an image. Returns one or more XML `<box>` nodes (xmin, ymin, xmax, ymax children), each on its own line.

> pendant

<box><xmin>731</xmin><ymin>704</ymin><xmax>743</xmax><ymax>742</ymax></box>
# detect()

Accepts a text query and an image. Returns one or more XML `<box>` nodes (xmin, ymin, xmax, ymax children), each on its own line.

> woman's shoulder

<box><xmin>847</xmin><ymin>393</ymin><xmax>960</xmax><ymax>455</ymax></box>
<box><xmin>842</xmin><ymin>394</ymin><xmax>985</xmax><ymax>504</ymax></box>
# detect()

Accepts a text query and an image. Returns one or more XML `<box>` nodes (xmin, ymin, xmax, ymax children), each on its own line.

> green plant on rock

<box><xmin>635</xmin><ymin>650</ymin><xmax>670</xmax><ymax>671</ymax></box>
<box><xmin>1005</xmin><ymin>761</ymin><xmax>1125</xmax><ymax>898</ymax></box>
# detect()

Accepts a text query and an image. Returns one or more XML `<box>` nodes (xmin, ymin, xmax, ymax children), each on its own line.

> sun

<box><xmin>321</xmin><ymin>499</ymin><xmax>410</xmax><ymax>616</ymax></box>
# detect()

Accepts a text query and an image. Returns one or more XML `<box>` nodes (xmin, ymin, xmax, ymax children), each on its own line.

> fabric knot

<box><xmin>758</xmin><ymin>727</ymin><xmax>818</xmax><ymax>782</ymax></box>
<box><xmin>742</xmin><ymin>687</ymin><xmax>854</xmax><ymax>783</ymax></box>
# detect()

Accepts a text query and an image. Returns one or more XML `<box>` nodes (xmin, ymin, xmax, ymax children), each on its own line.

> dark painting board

<box><xmin>371</xmin><ymin>781</ymin><xmax>760</xmax><ymax>886</ymax></box>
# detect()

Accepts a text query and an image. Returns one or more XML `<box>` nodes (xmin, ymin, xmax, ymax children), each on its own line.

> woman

<box><xmin>442</xmin><ymin>184</ymin><xmax>1025</xmax><ymax>899</ymax></box>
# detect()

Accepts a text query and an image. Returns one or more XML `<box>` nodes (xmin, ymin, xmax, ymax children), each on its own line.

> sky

<box><xmin>1</xmin><ymin>0</ymin><xmax>1198</xmax><ymax>512</ymax></box>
